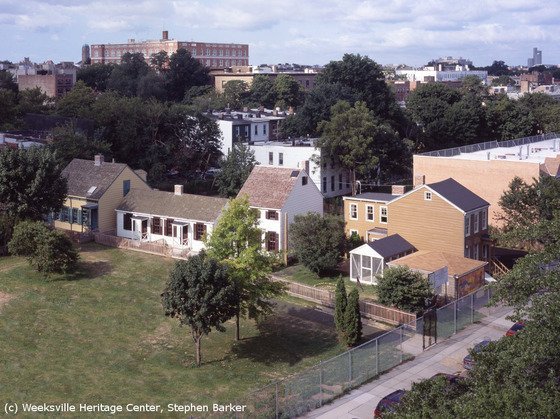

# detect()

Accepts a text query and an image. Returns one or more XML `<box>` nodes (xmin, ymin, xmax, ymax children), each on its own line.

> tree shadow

<box><xmin>59</xmin><ymin>260</ymin><xmax>112</xmax><ymax>281</ymax></box>
<box><xmin>230</xmin><ymin>302</ymin><xmax>340</xmax><ymax>366</ymax></box>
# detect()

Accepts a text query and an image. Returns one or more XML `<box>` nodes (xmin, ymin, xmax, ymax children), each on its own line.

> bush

<box><xmin>289</xmin><ymin>213</ymin><xmax>345</xmax><ymax>275</ymax></box>
<box><xmin>334</xmin><ymin>276</ymin><xmax>347</xmax><ymax>336</ymax></box>
<box><xmin>377</xmin><ymin>266</ymin><xmax>433</xmax><ymax>314</ymax></box>
<box><xmin>343</xmin><ymin>288</ymin><xmax>362</xmax><ymax>347</ymax></box>
<box><xmin>9</xmin><ymin>221</ymin><xmax>79</xmax><ymax>277</ymax></box>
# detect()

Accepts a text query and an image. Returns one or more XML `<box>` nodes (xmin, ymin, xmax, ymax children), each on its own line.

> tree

<box><xmin>343</xmin><ymin>288</ymin><xmax>362</xmax><ymax>347</ymax></box>
<box><xmin>215</xmin><ymin>143</ymin><xmax>257</xmax><ymax>197</ymax></box>
<box><xmin>334</xmin><ymin>276</ymin><xmax>347</xmax><ymax>336</ymax></box>
<box><xmin>205</xmin><ymin>196</ymin><xmax>284</xmax><ymax>340</ymax></box>
<box><xmin>317</xmin><ymin>100</ymin><xmax>405</xmax><ymax>194</ymax></box>
<box><xmin>0</xmin><ymin>147</ymin><xmax>67</xmax><ymax>221</ymax></box>
<box><xmin>55</xmin><ymin>80</ymin><xmax>95</xmax><ymax>118</ymax></box>
<box><xmin>15</xmin><ymin>87</ymin><xmax>53</xmax><ymax>117</ymax></box>
<box><xmin>377</xmin><ymin>266</ymin><xmax>433</xmax><ymax>314</ymax></box>
<box><xmin>161</xmin><ymin>253</ymin><xmax>238</xmax><ymax>366</ymax></box>
<box><xmin>165</xmin><ymin>48</ymin><xmax>210</xmax><ymax>102</ymax></box>
<box><xmin>49</xmin><ymin>124</ymin><xmax>111</xmax><ymax>166</ymax></box>
<box><xmin>0</xmin><ymin>70</ymin><xmax>18</xmax><ymax>93</ymax></box>
<box><xmin>77</xmin><ymin>63</ymin><xmax>114</xmax><ymax>91</ymax></box>
<box><xmin>0</xmin><ymin>88</ymin><xmax>16</xmax><ymax>128</ymax></box>
<box><xmin>485</xmin><ymin>60</ymin><xmax>512</xmax><ymax>76</ymax></box>
<box><xmin>9</xmin><ymin>221</ymin><xmax>79</xmax><ymax>277</ymax></box>
<box><xmin>106</xmin><ymin>52</ymin><xmax>150</xmax><ymax>97</ymax></box>
<box><xmin>273</xmin><ymin>74</ymin><xmax>303</xmax><ymax>109</ymax></box>
<box><xmin>136</xmin><ymin>72</ymin><xmax>167</xmax><ymax>101</ymax></box>
<box><xmin>491</xmin><ymin>75</ymin><xmax>515</xmax><ymax>86</ymax></box>
<box><xmin>150</xmin><ymin>51</ymin><xmax>169</xmax><ymax>74</ymax></box>
<box><xmin>222</xmin><ymin>80</ymin><xmax>250</xmax><ymax>109</ymax></box>
<box><xmin>485</xmin><ymin>96</ymin><xmax>537</xmax><ymax>140</ymax></box>
<box><xmin>289</xmin><ymin>213</ymin><xmax>346</xmax><ymax>275</ymax></box>
<box><xmin>250</xmin><ymin>75</ymin><xmax>276</xmax><ymax>108</ymax></box>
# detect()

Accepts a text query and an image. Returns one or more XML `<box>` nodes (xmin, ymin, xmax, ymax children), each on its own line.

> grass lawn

<box><xmin>274</xmin><ymin>263</ymin><xmax>379</xmax><ymax>300</ymax></box>
<box><xmin>0</xmin><ymin>243</ymin><xmax>346</xmax><ymax>406</ymax></box>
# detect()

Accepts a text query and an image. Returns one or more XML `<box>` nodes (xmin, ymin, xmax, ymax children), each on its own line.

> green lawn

<box><xmin>0</xmin><ymin>244</ymin><xmax>345</xmax><ymax>406</ymax></box>
<box><xmin>274</xmin><ymin>263</ymin><xmax>379</xmax><ymax>300</ymax></box>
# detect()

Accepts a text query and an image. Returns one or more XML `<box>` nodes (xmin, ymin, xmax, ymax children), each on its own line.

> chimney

<box><xmin>300</xmin><ymin>160</ymin><xmax>310</xmax><ymax>173</ymax></box>
<box><xmin>174</xmin><ymin>184</ymin><xmax>183</xmax><ymax>196</ymax></box>
<box><xmin>94</xmin><ymin>154</ymin><xmax>104</xmax><ymax>166</ymax></box>
<box><xmin>413</xmin><ymin>174</ymin><xmax>425</xmax><ymax>186</ymax></box>
<box><xmin>391</xmin><ymin>185</ymin><xmax>406</xmax><ymax>196</ymax></box>
<box><xmin>162</xmin><ymin>30</ymin><xmax>168</xmax><ymax>41</ymax></box>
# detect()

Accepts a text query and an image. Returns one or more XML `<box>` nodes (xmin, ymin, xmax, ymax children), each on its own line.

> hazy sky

<box><xmin>1</xmin><ymin>0</ymin><xmax>559</xmax><ymax>67</ymax></box>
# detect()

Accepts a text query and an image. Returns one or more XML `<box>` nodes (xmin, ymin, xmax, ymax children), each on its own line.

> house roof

<box><xmin>116</xmin><ymin>189</ymin><xmax>228</xmax><ymax>222</ymax></box>
<box><xmin>61</xmin><ymin>158</ymin><xmax>128</xmax><ymax>200</ymax></box>
<box><xmin>388</xmin><ymin>251</ymin><xmax>487</xmax><ymax>277</ymax></box>
<box><xmin>540</xmin><ymin>156</ymin><xmax>560</xmax><ymax>176</ymax></box>
<box><xmin>237</xmin><ymin>165</ymin><xmax>302</xmax><ymax>209</ymax></box>
<box><xmin>344</xmin><ymin>192</ymin><xmax>399</xmax><ymax>203</ymax></box>
<box><xmin>367</xmin><ymin>234</ymin><xmax>415</xmax><ymax>259</ymax></box>
<box><xmin>427</xmin><ymin>178</ymin><xmax>489</xmax><ymax>212</ymax></box>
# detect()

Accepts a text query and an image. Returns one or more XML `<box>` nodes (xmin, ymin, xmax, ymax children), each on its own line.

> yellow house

<box><xmin>53</xmin><ymin>155</ymin><xmax>150</xmax><ymax>233</ymax></box>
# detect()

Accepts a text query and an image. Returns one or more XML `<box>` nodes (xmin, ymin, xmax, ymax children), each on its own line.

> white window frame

<box><xmin>473</xmin><ymin>244</ymin><xmax>479</xmax><ymax>260</ymax></box>
<box><xmin>424</xmin><ymin>191</ymin><xmax>432</xmax><ymax>201</ymax></box>
<box><xmin>481</xmin><ymin>209</ymin><xmax>487</xmax><ymax>230</ymax></box>
<box><xmin>366</xmin><ymin>205</ymin><xmax>374</xmax><ymax>221</ymax></box>
<box><xmin>380</xmin><ymin>206</ymin><xmax>388</xmax><ymax>224</ymax></box>
<box><xmin>349</xmin><ymin>229</ymin><xmax>358</xmax><ymax>236</ymax></box>
<box><xmin>350</xmin><ymin>204</ymin><xmax>358</xmax><ymax>220</ymax></box>
<box><xmin>474</xmin><ymin>213</ymin><xmax>479</xmax><ymax>233</ymax></box>
<box><xmin>482</xmin><ymin>244</ymin><xmax>488</xmax><ymax>259</ymax></box>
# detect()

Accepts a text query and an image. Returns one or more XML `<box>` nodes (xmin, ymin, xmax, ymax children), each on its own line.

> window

<box><xmin>269</xmin><ymin>152</ymin><xmax>273</xmax><ymax>165</ymax></box>
<box><xmin>265</xmin><ymin>210</ymin><xmax>279</xmax><ymax>220</ymax></box>
<box><xmin>266</xmin><ymin>231</ymin><xmax>278</xmax><ymax>252</ymax></box>
<box><xmin>322</xmin><ymin>177</ymin><xmax>327</xmax><ymax>193</ymax></box>
<box><xmin>165</xmin><ymin>219</ymin><xmax>174</xmax><ymax>236</ymax></box>
<box><xmin>464</xmin><ymin>245</ymin><xmax>469</xmax><ymax>258</ymax></box>
<box><xmin>482</xmin><ymin>244</ymin><xmax>488</xmax><ymax>259</ymax></box>
<box><xmin>350</xmin><ymin>204</ymin><xmax>358</xmax><ymax>219</ymax></box>
<box><xmin>465</xmin><ymin>216</ymin><xmax>470</xmax><ymax>236</ymax></box>
<box><xmin>254</xmin><ymin>125</ymin><xmax>258</xmax><ymax>135</ymax></box>
<box><xmin>424</xmin><ymin>191</ymin><xmax>432</xmax><ymax>201</ymax></box>
<box><xmin>279</xmin><ymin>153</ymin><xmax>284</xmax><ymax>166</ymax></box>
<box><xmin>474</xmin><ymin>213</ymin><xmax>479</xmax><ymax>233</ymax></box>
<box><xmin>473</xmin><ymin>244</ymin><xmax>479</xmax><ymax>260</ymax></box>
<box><xmin>366</xmin><ymin>205</ymin><xmax>374</xmax><ymax>221</ymax></box>
<box><xmin>123</xmin><ymin>213</ymin><xmax>132</xmax><ymax>231</ymax></box>
<box><xmin>194</xmin><ymin>223</ymin><xmax>206</xmax><ymax>241</ymax></box>
<box><xmin>339</xmin><ymin>173</ymin><xmax>343</xmax><ymax>190</ymax></box>
<box><xmin>263</xmin><ymin>124</ymin><xmax>267</xmax><ymax>135</ymax></box>
<box><xmin>380</xmin><ymin>206</ymin><xmax>388</xmax><ymax>223</ymax></box>
<box><xmin>302</xmin><ymin>176</ymin><xmax>308</xmax><ymax>186</ymax></box>
<box><xmin>123</xmin><ymin>179</ymin><xmax>131</xmax><ymax>196</ymax></box>
<box><xmin>481</xmin><ymin>209</ymin><xmax>487</xmax><ymax>230</ymax></box>
<box><xmin>71</xmin><ymin>208</ymin><xmax>80</xmax><ymax>224</ymax></box>
<box><xmin>152</xmin><ymin>217</ymin><xmax>162</xmax><ymax>235</ymax></box>
<box><xmin>331</xmin><ymin>175</ymin><xmax>335</xmax><ymax>191</ymax></box>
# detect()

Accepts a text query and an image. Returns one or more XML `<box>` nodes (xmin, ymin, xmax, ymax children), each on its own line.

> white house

<box><xmin>249</xmin><ymin>139</ymin><xmax>353</xmax><ymax>198</ymax></box>
<box><xmin>237</xmin><ymin>166</ymin><xmax>324</xmax><ymax>252</ymax></box>
<box><xmin>115</xmin><ymin>185</ymin><xmax>228</xmax><ymax>253</ymax></box>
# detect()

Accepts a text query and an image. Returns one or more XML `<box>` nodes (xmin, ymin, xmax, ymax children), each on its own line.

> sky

<box><xmin>1</xmin><ymin>0</ymin><xmax>559</xmax><ymax>67</ymax></box>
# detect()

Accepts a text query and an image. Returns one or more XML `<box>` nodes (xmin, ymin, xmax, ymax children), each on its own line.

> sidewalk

<box><xmin>306</xmin><ymin>306</ymin><xmax>513</xmax><ymax>419</ymax></box>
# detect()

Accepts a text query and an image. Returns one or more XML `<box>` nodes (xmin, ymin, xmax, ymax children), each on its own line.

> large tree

<box><xmin>273</xmin><ymin>74</ymin><xmax>303</xmax><ymax>109</ymax></box>
<box><xmin>289</xmin><ymin>212</ymin><xmax>346</xmax><ymax>275</ymax></box>
<box><xmin>343</xmin><ymin>288</ymin><xmax>362</xmax><ymax>347</ymax></box>
<box><xmin>0</xmin><ymin>147</ymin><xmax>67</xmax><ymax>221</ymax></box>
<box><xmin>316</xmin><ymin>100</ymin><xmax>406</xmax><ymax>194</ymax></box>
<box><xmin>250</xmin><ymin>75</ymin><xmax>276</xmax><ymax>108</ymax></box>
<box><xmin>55</xmin><ymin>80</ymin><xmax>96</xmax><ymax>119</ymax></box>
<box><xmin>77</xmin><ymin>63</ymin><xmax>114</xmax><ymax>91</ymax></box>
<box><xmin>165</xmin><ymin>48</ymin><xmax>210</xmax><ymax>102</ymax></box>
<box><xmin>215</xmin><ymin>143</ymin><xmax>257</xmax><ymax>198</ymax></box>
<box><xmin>377</xmin><ymin>266</ymin><xmax>433</xmax><ymax>314</ymax></box>
<box><xmin>205</xmin><ymin>196</ymin><xmax>284</xmax><ymax>340</ymax></box>
<box><xmin>161</xmin><ymin>253</ymin><xmax>238</xmax><ymax>366</ymax></box>
<box><xmin>222</xmin><ymin>80</ymin><xmax>250</xmax><ymax>110</ymax></box>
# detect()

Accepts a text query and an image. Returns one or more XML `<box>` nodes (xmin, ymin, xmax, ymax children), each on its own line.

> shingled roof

<box><xmin>61</xmin><ymin>158</ymin><xmax>128</xmax><ymax>200</ymax></box>
<box><xmin>427</xmin><ymin>178</ymin><xmax>489</xmax><ymax>212</ymax></box>
<box><xmin>389</xmin><ymin>250</ymin><xmax>487</xmax><ymax>277</ymax></box>
<box><xmin>237</xmin><ymin>166</ymin><xmax>301</xmax><ymax>209</ymax></box>
<box><xmin>117</xmin><ymin>189</ymin><xmax>228</xmax><ymax>222</ymax></box>
<box><xmin>367</xmin><ymin>234</ymin><xmax>415</xmax><ymax>259</ymax></box>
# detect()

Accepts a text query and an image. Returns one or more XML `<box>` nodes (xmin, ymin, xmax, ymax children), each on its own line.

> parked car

<box><xmin>463</xmin><ymin>340</ymin><xmax>492</xmax><ymax>370</ymax></box>
<box><xmin>505</xmin><ymin>321</ymin><xmax>525</xmax><ymax>337</ymax></box>
<box><xmin>373</xmin><ymin>389</ymin><xmax>407</xmax><ymax>418</ymax></box>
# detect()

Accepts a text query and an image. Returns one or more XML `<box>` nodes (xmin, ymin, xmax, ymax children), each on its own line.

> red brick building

<box><xmin>90</xmin><ymin>31</ymin><xmax>249</xmax><ymax>69</ymax></box>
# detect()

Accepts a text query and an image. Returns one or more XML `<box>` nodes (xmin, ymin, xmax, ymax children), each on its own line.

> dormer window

<box><xmin>424</xmin><ymin>191</ymin><xmax>432</xmax><ymax>201</ymax></box>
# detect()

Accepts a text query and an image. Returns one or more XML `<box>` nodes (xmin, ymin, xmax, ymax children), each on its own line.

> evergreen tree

<box><xmin>343</xmin><ymin>288</ymin><xmax>362</xmax><ymax>347</ymax></box>
<box><xmin>334</xmin><ymin>276</ymin><xmax>347</xmax><ymax>336</ymax></box>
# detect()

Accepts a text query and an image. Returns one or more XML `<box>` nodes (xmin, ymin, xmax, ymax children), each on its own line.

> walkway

<box><xmin>306</xmin><ymin>306</ymin><xmax>513</xmax><ymax>418</ymax></box>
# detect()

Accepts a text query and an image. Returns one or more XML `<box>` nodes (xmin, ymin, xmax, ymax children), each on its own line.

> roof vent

<box><xmin>290</xmin><ymin>170</ymin><xmax>299</xmax><ymax>178</ymax></box>
<box><xmin>86</xmin><ymin>186</ymin><xmax>97</xmax><ymax>196</ymax></box>
<box><xmin>94</xmin><ymin>154</ymin><xmax>104</xmax><ymax>166</ymax></box>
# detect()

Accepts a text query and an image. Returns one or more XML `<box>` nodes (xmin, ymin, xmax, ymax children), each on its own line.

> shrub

<box><xmin>377</xmin><ymin>266</ymin><xmax>433</xmax><ymax>314</ymax></box>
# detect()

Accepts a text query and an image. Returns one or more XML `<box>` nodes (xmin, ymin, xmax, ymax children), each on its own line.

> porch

<box><xmin>94</xmin><ymin>232</ymin><xmax>192</xmax><ymax>259</ymax></box>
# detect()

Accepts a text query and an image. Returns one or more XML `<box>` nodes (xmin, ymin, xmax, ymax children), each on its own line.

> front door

<box><xmin>172</xmin><ymin>225</ymin><xmax>181</xmax><ymax>246</ymax></box>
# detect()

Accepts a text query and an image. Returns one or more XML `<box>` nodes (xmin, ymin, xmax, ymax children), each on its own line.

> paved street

<box><xmin>307</xmin><ymin>306</ymin><xmax>514</xmax><ymax>419</ymax></box>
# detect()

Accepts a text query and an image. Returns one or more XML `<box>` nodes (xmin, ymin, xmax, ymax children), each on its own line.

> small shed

<box><xmin>350</xmin><ymin>234</ymin><xmax>416</xmax><ymax>285</ymax></box>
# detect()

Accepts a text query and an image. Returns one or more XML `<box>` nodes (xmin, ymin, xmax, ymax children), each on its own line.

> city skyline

<box><xmin>0</xmin><ymin>0</ymin><xmax>559</xmax><ymax>67</ymax></box>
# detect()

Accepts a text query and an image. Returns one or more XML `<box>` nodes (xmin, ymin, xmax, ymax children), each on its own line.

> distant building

<box><xmin>12</xmin><ymin>59</ymin><xmax>77</xmax><ymax>98</ymax></box>
<box><xmin>89</xmin><ymin>31</ymin><xmax>249</xmax><ymax>69</ymax></box>
<box><xmin>527</xmin><ymin>47</ymin><xmax>542</xmax><ymax>67</ymax></box>
<box><xmin>396</xmin><ymin>64</ymin><xmax>487</xmax><ymax>84</ymax></box>
<box><xmin>81</xmin><ymin>44</ymin><xmax>90</xmax><ymax>64</ymax></box>
<box><xmin>213</xmin><ymin>67</ymin><xmax>318</xmax><ymax>93</ymax></box>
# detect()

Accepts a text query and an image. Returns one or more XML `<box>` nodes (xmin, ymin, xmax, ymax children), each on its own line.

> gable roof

<box><xmin>237</xmin><ymin>165</ymin><xmax>302</xmax><ymax>209</ymax></box>
<box><xmin>540</xmin><ymin>155</ymin><xmax>560</xmax><ymax>176</ymax></box>
<box><xmin>116</xmin><ymin>189</ymin><xmax>228</xmax><ymax>222</ymax></box>
<box><xmin>388</xmin><ymin>251</ymin><xmax>487</xmax><ymax>277</ymax></box>
<box><xmin>344</xmin><ymin>192</ymin><xmax>399</xmax><ymax>203</ymax></box>
<box><xmin>367</xmin><ymin>234</ymin><xmax>415</xmax><ymax>259</ymax></box>
<box><xmin>61</xmin><ymin>158</ymin><xmax>128</xmax><ymax>200</ymax></box>
<box><xmin>426</xmin><ymin>178</ymin><xmax>489</xmax><ymax>212</ymax></box>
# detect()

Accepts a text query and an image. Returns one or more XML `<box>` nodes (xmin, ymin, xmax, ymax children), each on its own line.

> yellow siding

<box><xmin>97</xmin><ymin>167</ymin><xmax>151</xmax><ymax>233</ymax></box>
<box><xmin>344</xmin><ymin>198</ymin><xmax>389</xmax><ymax>240</ymax></box>
<box><xmin>54</xmin><ymin>197</ymin><xmax>89</xmax><ymax>233</ymax></box>
<box><xmin>387</xmin><ymin>188</ymin><xmax>465</xmax><ymax>255</ymax></box>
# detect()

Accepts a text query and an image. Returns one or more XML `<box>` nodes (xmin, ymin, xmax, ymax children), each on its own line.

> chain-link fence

<box><xmin>239</xmin><ymin>286</ymin><xmax>503</xmax><ymax>418</ymax></box>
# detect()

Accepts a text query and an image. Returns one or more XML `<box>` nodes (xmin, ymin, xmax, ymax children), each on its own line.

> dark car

<box><xmin>374</xmin><ymin>389</ymin><xmax>407</xmax><ymax>418</ymax></box>
<box><xmin>505</xmin><ymin>321</ymin><xmax>525</xmax><ymax>337</ymax></box>
<box><xmin>463</xmin><ymin>340</ymin><xmax>492</xmax><ymax>370</ymax></box>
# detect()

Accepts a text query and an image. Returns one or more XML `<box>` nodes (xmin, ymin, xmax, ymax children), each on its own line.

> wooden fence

<box><xmin>276</xmin><ymin>278</ymin><xmax>416</xmax><ymax>325</ymax></box>
<box><xmin>93</xmin><ymin>232</ymin><xmax>177</xmax><ymax>258</ymax></box>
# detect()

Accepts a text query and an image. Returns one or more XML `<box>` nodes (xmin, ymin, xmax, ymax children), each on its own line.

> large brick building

<box><xmin>89</xmin><ymin>31</ymin><xmax>249</xmax><ymax>69</ymax></box>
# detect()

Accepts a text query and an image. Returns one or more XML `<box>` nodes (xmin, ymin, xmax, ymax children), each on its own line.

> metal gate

<box><xmin>423</xmin><ymin>307</ymin><xmax>437</xmax><ymax>350</ymax></box>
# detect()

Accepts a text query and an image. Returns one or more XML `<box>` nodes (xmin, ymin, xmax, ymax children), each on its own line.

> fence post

<box><xmin>453</xmin><ymin>300</ymin><xmax>458</xmax><ymax>334</ymax></box>
<box><xmin>375</xmin><ymin>339</ymin><xmax>379</xmax><ymax>376</ymax></box>
<box><xmin>399</xmin><ymin>326</ymin><xmax>404</xmax><ymax>363</ymax></box>
<box><xmin>348</xmin><ymin>350</ymin><xmax>353</xmax><ymax>382</ymax></box>
<box><xmin>470</xmin><ymin>292</ymin><xmax>474</xmax><ymax>324</ymax></box>
<box><xmin>275</xmin><ymin>381</ymin><xmax>279</xmax><ymax>419</ymax></box>
<box><xmin>319</xmin><ymin>363</ymin><xmax>323</xmax><ymax>407</ymax></box>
